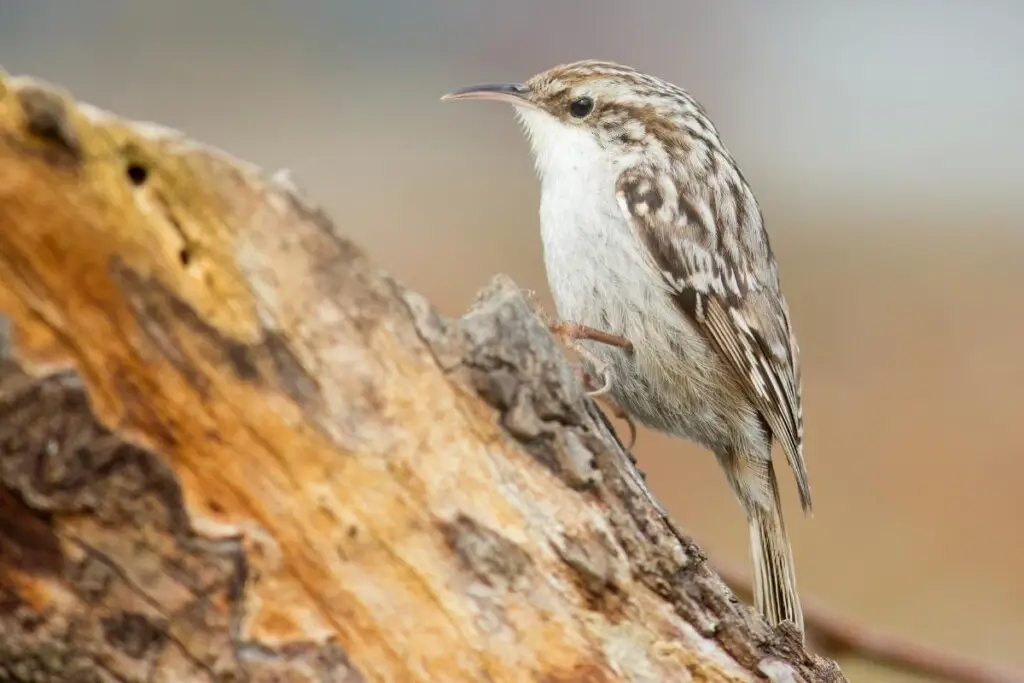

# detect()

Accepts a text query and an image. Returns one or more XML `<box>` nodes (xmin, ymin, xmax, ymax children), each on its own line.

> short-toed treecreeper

<box><xmin>443</xmin><ymin>60</ymin><xmax>811</xmax><ymax>637</ymax></box>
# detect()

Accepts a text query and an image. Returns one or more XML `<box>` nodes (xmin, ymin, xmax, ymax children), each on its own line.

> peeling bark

<box><xmin>0</xmin><ymin>69</ymin><xmax>847</xmax><ymax>683</ymax></box>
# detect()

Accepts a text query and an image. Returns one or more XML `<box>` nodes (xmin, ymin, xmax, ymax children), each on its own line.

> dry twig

<box><xmin>714</xmin><ymin>562</ymin><xmax>1024</xmax><ymax>683</ymax></box>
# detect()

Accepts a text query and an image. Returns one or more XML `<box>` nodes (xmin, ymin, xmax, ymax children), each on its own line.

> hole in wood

<box><xmin>126</xmin><ymin>163</ymin><xmax>148</xmax><ymax>186</ymax></box>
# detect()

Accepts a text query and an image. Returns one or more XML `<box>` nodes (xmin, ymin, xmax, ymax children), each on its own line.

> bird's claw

<box><xmin>579</xmin><ymin>366</ymin><xmax>638</xmax><ymax>450</ymax></box>
<box><xmin>583</xmin><ymin>363</ymin><xmax>613</xmax><ymax>398</ymax></box>
<box><xmin>565</xmin><ymin>337</ymin><xmax>613</xmax><ymax>397</ymax></box>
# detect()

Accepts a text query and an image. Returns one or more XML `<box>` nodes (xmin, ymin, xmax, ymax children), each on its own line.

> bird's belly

<box><xmin>539</xmin><ymin>199</ymin><xmax>741</xmax><ymax>446</ymax></box>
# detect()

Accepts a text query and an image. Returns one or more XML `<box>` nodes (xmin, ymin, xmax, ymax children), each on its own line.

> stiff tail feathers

<box><xmin>749</xmin><ymin>464</ymin><xmax>804</xmax><ymax>638</ymax></box>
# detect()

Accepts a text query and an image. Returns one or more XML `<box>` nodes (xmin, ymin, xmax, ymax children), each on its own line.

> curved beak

<box><xmin>440</xmin><ymin>82</ymin><xmax>536</xmax><ymax>109</ymax></box>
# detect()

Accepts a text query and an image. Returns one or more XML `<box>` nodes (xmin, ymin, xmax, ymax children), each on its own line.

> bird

<box><xmin>441</xmin><ymin>60</ymin><xmax>810</xmax><ymax>637</ymax></box>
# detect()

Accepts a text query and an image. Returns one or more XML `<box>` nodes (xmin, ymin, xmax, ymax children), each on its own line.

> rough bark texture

<box><xmin>0</xmin><ymin>69</ymin><xmax>847</xmax><ymax>683</ymax></box>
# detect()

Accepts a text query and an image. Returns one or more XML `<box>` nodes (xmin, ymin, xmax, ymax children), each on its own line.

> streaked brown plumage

<box><xmin>443</xmin><ymin>60</ymin><xmax>810</xmax><ymax>637</ymax></box>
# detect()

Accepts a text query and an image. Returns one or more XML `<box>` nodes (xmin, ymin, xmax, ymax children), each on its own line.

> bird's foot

<box><xmin>540</xmin><ymin>317</ymin><xmax>637</xmax><ymax>449</ymax></box>
<box><xmin>546</xmin><ymin>320</ymin><xmax>631</xmax><ymax>398</ymax></box>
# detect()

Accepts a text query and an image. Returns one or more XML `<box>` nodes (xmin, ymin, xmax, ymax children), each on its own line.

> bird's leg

<box><xmin>548</xmin><ymin>321</ymin><xmax>634</xmax><ymax>352</ymax></box>
<box><xmin>520</xmin><ymin>291</ymin><xmax>632</xmax><ymax>352</ymax></box>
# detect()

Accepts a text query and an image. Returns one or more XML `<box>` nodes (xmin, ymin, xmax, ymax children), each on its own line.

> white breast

<box><xmin>516</xmin><ymin>107</ymin><xmax>662</xmax><ymax>339</ymax></box>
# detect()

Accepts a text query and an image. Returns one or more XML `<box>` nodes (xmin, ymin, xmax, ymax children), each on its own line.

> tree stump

<box><xmin>0</xmin><ymin>69</ymin><xmax>846</xmax><ymax>683</ymax></box>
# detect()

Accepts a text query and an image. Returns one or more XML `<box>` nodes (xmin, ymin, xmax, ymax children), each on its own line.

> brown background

<box><xmin>3</xmin><ymin>1</ymin><xmax>1022</xmax><ymax>679</ymax></box>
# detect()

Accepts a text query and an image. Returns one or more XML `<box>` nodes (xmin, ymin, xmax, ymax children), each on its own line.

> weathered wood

<box><xmin>0</xmin><ymin>69</ymin><xmax>847</xmax><ymax>683</ymax></box>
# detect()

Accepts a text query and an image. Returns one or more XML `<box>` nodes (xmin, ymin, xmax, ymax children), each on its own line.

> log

<box><xmin>0</xmin><ymin>69</ymin><xmax>847</xmax><ymax>683</ymax></box>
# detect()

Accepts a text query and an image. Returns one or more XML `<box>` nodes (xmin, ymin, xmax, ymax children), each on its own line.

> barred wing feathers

<box><xmin>615</xmin><ymin>165</ymin><xmax>812</xmax><ymax>512</ymax></box>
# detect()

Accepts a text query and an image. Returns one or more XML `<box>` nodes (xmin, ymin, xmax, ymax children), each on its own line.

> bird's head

<box><xmin>442</xmin><ymin>60</ymin><xmax>711</xmax><ymax>178</ymax></box>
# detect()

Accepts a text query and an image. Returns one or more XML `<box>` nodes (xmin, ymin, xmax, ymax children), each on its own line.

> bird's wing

<box><xmin>615</xmin><ymin>165</ymin><xmax>811</xmax><ymax>512</ymax></box>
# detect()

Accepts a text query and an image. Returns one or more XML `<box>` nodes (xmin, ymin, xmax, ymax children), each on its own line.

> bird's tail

<box><xmin>748</xmin><ymin>462</ymin><xmax>804</xmax><ymax>637</ymax></box>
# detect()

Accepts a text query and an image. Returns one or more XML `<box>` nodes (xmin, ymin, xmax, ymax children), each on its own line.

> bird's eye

<box><xmin>569</xmin><ymin>96</ymin><xmax>594</xmax><ymax>119</ymax></box>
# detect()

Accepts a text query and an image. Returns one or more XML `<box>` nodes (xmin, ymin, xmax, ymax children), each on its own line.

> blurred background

<box><xmin>2</xmin><ymin>0</ymin><xmax>1022</xmax><ymax>678</ymax></box>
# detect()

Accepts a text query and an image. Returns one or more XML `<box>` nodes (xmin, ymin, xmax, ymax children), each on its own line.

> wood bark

<box><xmin>0</xmin><ymin>69</ymin><xmax>847</xmax><ymax>683</ymax></box>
